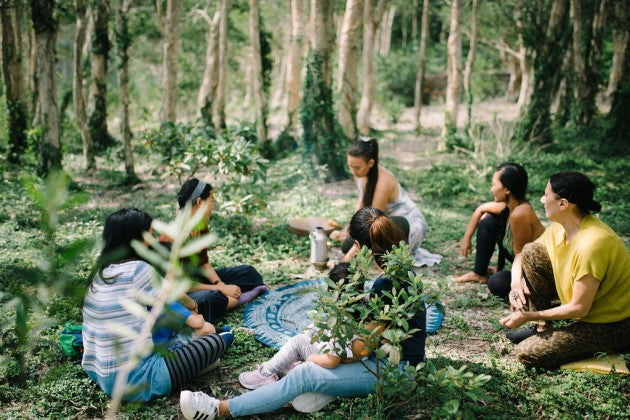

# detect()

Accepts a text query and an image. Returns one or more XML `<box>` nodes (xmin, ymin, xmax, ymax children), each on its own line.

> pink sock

<box><xmin>237</xmin><ymin>285</ymin><xmax>268</xmax><ymax>305</ymax></box>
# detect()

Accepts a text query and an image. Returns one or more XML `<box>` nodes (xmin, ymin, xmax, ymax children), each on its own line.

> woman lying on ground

<box><xmin>159</xmin><ymin>178</ymin><xmax>267</xmax><ymax>323</ymax></box>
<box><xmin>82</xmin><ymin>208</ymin><xmax>231</xmax><ymax>401</ymax></box>
<box><xmin>501</xmin><ymin>172</ymin><xmax>630</xmax><ymax>368</ymax></box>
<box><xmin>455</xmin><ymin>163</ymin><xmax>544</xmax><ymax>299</ymax></box>
<box><xmin>330</xmin><ymin>137</ymin><xmax>441</xmax><ymax>267</ymax></box>
<box><xmin>179</xmin><ymin>207</ymin><xmax>427</xmax><ymax>419</ymax></box>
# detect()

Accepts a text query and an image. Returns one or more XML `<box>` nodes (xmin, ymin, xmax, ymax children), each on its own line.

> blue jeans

<box><xmin>228</xmin><ymin>358</ymin><xmax>382</xmax><ymax>416</ymax></box>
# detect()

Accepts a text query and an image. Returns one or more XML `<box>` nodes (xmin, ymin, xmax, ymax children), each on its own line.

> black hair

<box><xmin>348</xmin><ymin>207</ymin><xmax>406</xmax><ymax>267</ymax></box>
<box><xmin>348</xmin><ymin>138</ymin><xmax>379</xmax><ymax>208</ymax></box>
<box><xmin>549</xmin><ymin>171</ymin><xmax>601</xmax><ymax>216</ymax></box>
<box><xmin>496</xmin><ymin>162</ymin><xmax>528</xmax><ymax>202</ymax></box>
<box><xmin>90</xmin><ymin>208</ymin><xmax>153</xmax><ymax>285</ymax></box>
<box><xmin>329</xmin><ymin>262</ymin><xmax>351</xmax><ymax>282</ymax></box>
<box><xmin>177</xmin><ymin>178</ymin><xmax>213</xmax><ymax>209</ymax></box>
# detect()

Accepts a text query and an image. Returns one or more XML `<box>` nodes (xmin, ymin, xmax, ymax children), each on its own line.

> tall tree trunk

<box><xmin>514</xmin><ymin>0</ymin><xmax>569</xmax><ymax>143</ymax></box>
<box><xmin>249</xmin><ymin>0</ymin><xmax>268</xmax><ymax>149</ymax></box>
<box><xmin>116</xmin><ymin>0</ymin><xmax>136</xmax><ymax>181</ymax></box>
<box><xmin>606</xmin><ymin>29</ymin><xmax>628</xmax><ymax>99</ymax></box>
<box><xmin>73</xmin><ymin>0</ymin><xmax>94</xmax><ymax>170</ymax></box>
<box><xmin>196</xmin><ymin>8</ymin><xmax>219</xmax><ymax>124</ymax></box>
<box><xmin>606</xmin><ymin>8</ymin><xmax>630</xmax><ymax>149</ymax></box>
<box><xmin>160</xmin><ymin>0</ymin><xmax>180</xmax><ymax>122</ymax></box>
<box><xmin>570</xmin><ymin>0</ymin><xmax>606</xmax><ymax>125</ymax></box>
<box><xmin>302</xmin><ymin>0</ymin><xmax>345</xmax><ymax>178</ymax></box>
<box><xmin>357</xmin><ymin>0</ymin><xmax>387</xmax><ymax>135</ymax></box>
<box><xmin>88</xmin><ymin>1</ymin><xmax>112</xmax><ymax>151</ymax></box>
<box><xmin>463</xmin><ymin>0</ymin><xmax>478</xmax><ymax>131</ymax></box>
<box><xmin>379</xmin><ymin>5</ymin><xmax>395</xmax><ymax>56</ymax></box>
<box><xmin>31</xmin><ymin>0</ymin><xmax>60</xmax><ymax>175</ymax></box>
<box><xmin>285</xmin><ymin>0</ymin><xmax>304</xmax><ymax>134</ymax></box>
<box><xmin>28</xmin><ymin>25</ymin><xmax>37</xmax><ymax>120</ymax></box>
<box><xmin>517</xmin><ymin>45</ymin><xmax>531</xmax><ymax>109</ymax></box>
<box><xmin>442</xmin><ymin>0</ymin><xmax>462</xmax><ymax>145</ymax></box>
<box><xmin>413</xmin><ymin>0</ymin><xmax>429</xmax><ymax>129</ymax></box>
<box><xmin>504</xmin><ymin>52</ymin><xmax>522</xmax><ymax>102</ymax></box>
<box><xmin>213</xmin><ymin>0</ymin><xmax>228</xmax><ymax>130</ymax></box>
<box><xmin>411</xmin><ymin>0</ymin><xmax>418</xmax><ymax>40</ymax></box>
<box><xmin>337</xmin><ymin>0</ymin><xmax>363</xmax><ymax>140</ymax></box>
<box><xmin>1</xmin><ymin>2</ymin><xmax>28</xmax><ymax>163</ymax></box>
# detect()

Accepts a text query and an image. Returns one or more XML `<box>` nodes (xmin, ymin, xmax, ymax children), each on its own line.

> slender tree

<box><xmin>115</xmin><ymin>0</ymin><xmax>137</xmax><ymax>182</ymax></box>
<box><xmin>356</xmin><ymin>0</ymin><xmax>387</xmax><ymax>135</ymax></box>
<box><xmin>88</xmin><ymin>0</ymin><xmax>113</xmax><ymax>151</ymax></box>
<box><xmin>605</xmin><ymin>29</ymin><xmax>628</xmax><ymax>100</ymax></box>
<box><xmin>196</xmin><ymin>7</ymin><xmax>220</xmax><ymax>124</ymax></box>
<box><xmin>413</xmin><ymin>0</ymin><xmax>429</xmax><ymax>130</ymax></box>
<box><xmin>285</xmin><ymin>0</ymin><xmax>305</xmax><ymax>134</ymax></box>
<box><xmin>31</xmin><ymin>0</ymin><xmax>61</xmax><ymax>175</ymax></box>
<box><xmin>73</xmin><ymin>0</ymin><xmax>94</xmax><ymax>169</ymax></box>
<box><xmin>337</xmin><ymin>0</ymin><xmax>363</xmax><ymax>140</ymax></box>
<box><xmin>463</xmin><ymin>0</ymin><xmax>479</xmax><ymax>131</ymax></box>
<box><xmin>160</xmin><ymin>0</ymin><xmax>180</xmax><ymax>122</ymax></box>
<box><xmin>514</xmin><ymin>0</ymin><xmax>570</xmax><ymax>143</ymax></box>
<box><xmin>214</xmin><ymin>0</ymin><xmax>228</xmax><ymax>130</ymax></box>
<box><xmin>248</xmin><ymin>0</ymin><xmax>268</xmax><ymax>149</ymax></box>
<box><xmin>606</xmin><ymin>2</ymin><xmax>630</xmax><ymax>148</ymax></box>
<box><xmin>442</xmin><ymin>0</ymin><xmax>462</xmax><ymax>145</ymax></box>
<box><xmin>302</xmin><ymin>0</ymin><xmax>346</xmax><ymax>179</ymax></box>
<box><xmin>570</xmin><ymin>0</ymin><xmax>607</xmax><ymax>125</ymax></box>
<box><xmin>1</xmin><ymin>2</ymin><xmax>28</xmax><ymax>163</ymax></box>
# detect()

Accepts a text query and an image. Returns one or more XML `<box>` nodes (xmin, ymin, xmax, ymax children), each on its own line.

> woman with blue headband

<box><xmin>159</xmin><ymin>178</ymin><xmax>267</xmax><ymax>323</ymax></box>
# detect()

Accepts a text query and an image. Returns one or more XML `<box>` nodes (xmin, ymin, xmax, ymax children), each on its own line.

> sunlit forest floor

<box><xmin>1</xmin><ymin>100</ymin><xmax>629</xmax><ymax>418</ymax></box>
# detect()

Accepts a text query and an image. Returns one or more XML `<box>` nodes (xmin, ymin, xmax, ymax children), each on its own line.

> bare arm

<box><xmin>306</xmin><ymin>353</ymin><xmax>341</xmax><ymax>369</ymax></box>
<box><xmin>460</xmin><ymin>202</ymin><xmax>507</xmax><ymax>257</ymax></box>
<box><xmin>509</xmin><ymin>206</ymin><xmax>535</xmax><ymax>254</ymax></box>
<box><xmin>502</xmin><ymin>274</ymin><xmax>600</xmax><ymax>328</ymax></box>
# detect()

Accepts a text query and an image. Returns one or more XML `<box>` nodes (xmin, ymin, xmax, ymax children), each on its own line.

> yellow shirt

<box><xmin>536</xmin><ymin>215</ymin><xmax>630</xmax><ymax>323</ymax></box>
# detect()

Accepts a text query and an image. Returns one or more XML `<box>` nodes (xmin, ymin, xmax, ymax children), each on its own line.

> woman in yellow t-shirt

<box><xmin>500</xmin><ymin>171</ymin><xmax>630</xmax><ymax>368</ymax></box>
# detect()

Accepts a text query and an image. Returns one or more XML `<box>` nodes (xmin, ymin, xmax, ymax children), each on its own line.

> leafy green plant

<box><xmin>310</xmin><ymin>242</ymin><xmax>490</xmax><ymax>418</ymax></box>
<box><xmin>141</xmin><ymin>120</ymin><xmax>268</xmax><ymax>213</ymax></box>
<box><xmin>0</xmin><ymin>171</ymin><xmax>93</xmax><ymax>387</ymax></box>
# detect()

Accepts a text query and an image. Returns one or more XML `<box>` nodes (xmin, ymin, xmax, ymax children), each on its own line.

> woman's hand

<box><xmin>330</xmin><ymin>228</ymin><xmax>348</xmax><ymax>242</ymax></box>
<box><xmin>459</xmin><ymin>236</ymin><xmax>472</xmax><ymax>257</ymax></box>
<box><xmin>500</xmin><ymin>311</ymin><xmax>528</xmax><ymax>329</ymax></box>
<box><xmin>509</xmin><ymin>281</ymin><xmax>530</xmax><ymax>311</ymax></box>
<box><xmin>220</xmin><ymin>284</ymin><xmax>241</xmax><ymax>298</ymax></box>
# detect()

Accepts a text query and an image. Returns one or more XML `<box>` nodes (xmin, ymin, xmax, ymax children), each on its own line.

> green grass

<box><xmin>1</xmin><ymin>125</ymin><xmax>629</xmax><ymax>418</ymax></box>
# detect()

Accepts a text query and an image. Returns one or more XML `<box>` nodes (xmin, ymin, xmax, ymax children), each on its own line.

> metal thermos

<box><xmin>309</xmin><ymin>226</ymin><xmax>328</xmax><ymax>263</ymax></box>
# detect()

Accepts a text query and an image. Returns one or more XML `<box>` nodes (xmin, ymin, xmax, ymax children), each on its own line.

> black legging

<box><xmin>474</xmin><ymin>210</ymin><xmax>513</xmax><ymax>299</ymax></box>
<box><xmin>341</xmin><ymin>215</ymin><xmax>410</xmax><ymax>254</ymax></box>
<box><xmin>164</xmin><ymin>333</ymin><xmax>227</xmax><ymax>391</ymax></box>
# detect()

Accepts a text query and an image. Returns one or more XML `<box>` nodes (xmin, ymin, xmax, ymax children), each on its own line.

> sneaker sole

<box><xmin>291</xmin><ymin>392</ymin><xmax>336</xmax><ymax>413</ymax></box>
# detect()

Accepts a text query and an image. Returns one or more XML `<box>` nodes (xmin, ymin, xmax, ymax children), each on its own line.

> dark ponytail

<box><xmin>348</xmin><ymin>207</ymin><xmax>406</xmax><ymax>267</ymax></box>
<box><xmin>177</xmin><ymin>178</ymin><xmax>213</xmax><ymax>209</ymax></box>
<box><xmin>348</xmin><ymin>138</ymin><xmax>379</xmax><ymax>208</ymax></box>
<box><xmin>549</xmin><ymin>171</ymin><xmax>601</xmax><ymax>216</ymax></box>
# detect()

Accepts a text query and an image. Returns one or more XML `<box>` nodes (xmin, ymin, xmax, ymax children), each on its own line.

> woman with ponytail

<box><xmin>501</xmin><ymin>172</ymin><xmax>630</xmax><ymax>368</ymax></box>
<box><xmin>455</xmin><ymin>163</ymin><xmax>544</xmax><ymax>300</ymax></box>
<box><xmin>331</xmin><ymin>137</ymin><xmax>440</xmax><ymax>267</ymax></box>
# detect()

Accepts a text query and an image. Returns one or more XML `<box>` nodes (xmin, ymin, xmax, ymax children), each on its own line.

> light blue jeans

<box><xmin>228</xmin><ymin>358</ymin><xmax>382</xmax><ymax>416</ymax></box>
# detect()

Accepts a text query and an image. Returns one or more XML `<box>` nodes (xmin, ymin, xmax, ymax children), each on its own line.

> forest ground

<box><xmin>1</xmin><ymin>99</ymin><xmax>629</xmax><ymax>418</ymax></box>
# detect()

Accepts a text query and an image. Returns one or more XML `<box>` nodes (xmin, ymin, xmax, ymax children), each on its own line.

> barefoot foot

<box><xmin>454</xmin><ymin>271</ymin><xmax>488</xmax><ymax>284</ymax></box>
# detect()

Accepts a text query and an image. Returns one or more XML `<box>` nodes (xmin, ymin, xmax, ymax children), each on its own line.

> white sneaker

<box><xmin>291</xmin><ymin>392</ymin><xmax>336</xmax><ymax>413</ymax></box>
<box><xmin>180</xmin><ymin>390</ymin><xmax>219</xmax><ymax>420</ymax></box>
